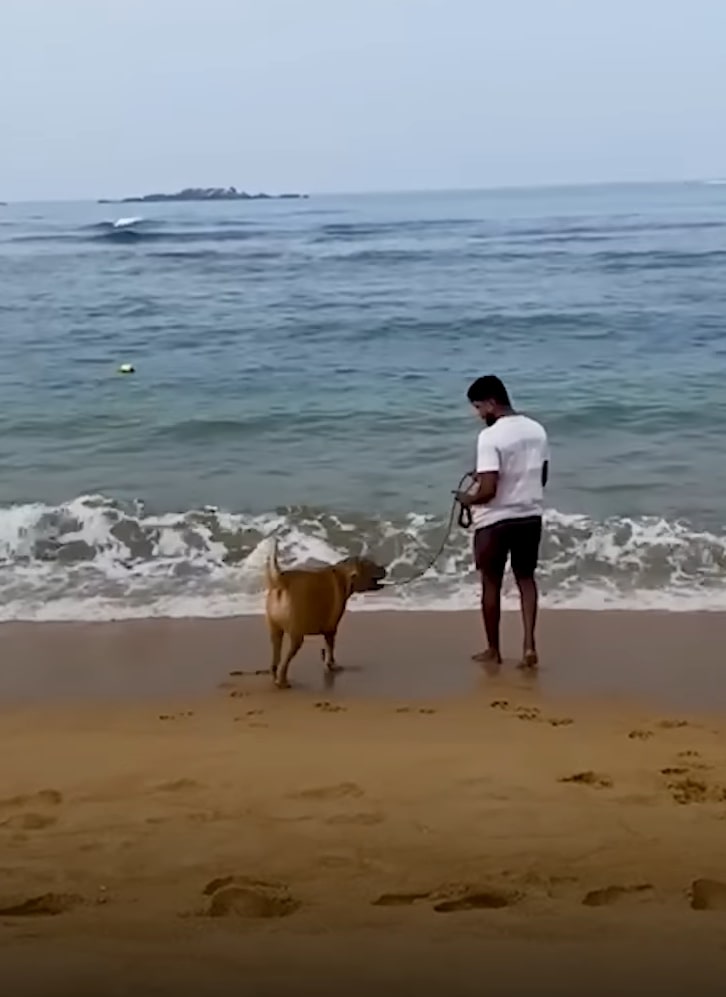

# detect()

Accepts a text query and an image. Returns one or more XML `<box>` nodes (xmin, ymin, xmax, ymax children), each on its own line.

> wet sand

<box><xmin>2</xmin><ymin>611</ymin><xmax>726</xmax><ymax>995</ymax></box>
<box><xmin>1</xmin><ymin>609</ymin><xmax>726</xmax><ymax>710</ymax></box>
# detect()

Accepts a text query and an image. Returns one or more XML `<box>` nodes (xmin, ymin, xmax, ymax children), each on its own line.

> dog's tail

<box><xmin>265</xmin><ymin>536</ymin><xmax>282</xmax><ymax>587</ymax></box>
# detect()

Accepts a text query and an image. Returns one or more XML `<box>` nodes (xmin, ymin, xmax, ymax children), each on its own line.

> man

<box><xmin>456</xmin><ymin>376</ymin><xmax>549</xmax><ymax>669</ymax></box>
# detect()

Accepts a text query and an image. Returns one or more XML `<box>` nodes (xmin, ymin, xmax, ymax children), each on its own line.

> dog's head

<box><xmin>337</xmin><ymin>556</ymin><xmax>387</xmax><ymax>593</ymax></box>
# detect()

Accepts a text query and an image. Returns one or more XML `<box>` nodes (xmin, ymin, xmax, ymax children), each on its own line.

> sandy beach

<box><xmin>2</xmin><ymin>610</ymin><xmax>726</xmax><ymax>996</ymax></box>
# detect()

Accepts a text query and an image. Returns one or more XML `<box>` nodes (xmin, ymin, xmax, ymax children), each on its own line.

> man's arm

<box><xmin>458</xmin><ymin>471</ymin><xmax>498</xmax><ymax>507</ymax></box>
<box><xmin>457</xmin><ymin>433</ymin><xmax>499</xmax><ymax>507</ymax></box>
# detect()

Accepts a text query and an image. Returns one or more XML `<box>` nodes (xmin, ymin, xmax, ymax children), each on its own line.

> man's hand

<box><xmin>454</xmin><ymin>490</ymin><xmax>473</xmax><ymax>507</ymax></box>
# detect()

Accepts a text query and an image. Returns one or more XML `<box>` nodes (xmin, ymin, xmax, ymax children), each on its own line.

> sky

<box><xmin>1</xmin><ymin>0</ymin><xmax>726</xmax><ymax>200</ymax></box>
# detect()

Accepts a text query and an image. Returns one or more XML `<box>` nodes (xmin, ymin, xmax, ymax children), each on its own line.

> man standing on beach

<box><xmin>456</xmin><ymin>376</ymin><xmax>549</xmax><ymax>669</ymax></box>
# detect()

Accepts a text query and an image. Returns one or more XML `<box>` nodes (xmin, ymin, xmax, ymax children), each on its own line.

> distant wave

<box><xmin>313</xmin><ymin>219</ymin><xmax>479</xmax><ymax>242</ymax></box>
<box><xmin>593</xmin><ymin>248</ymin><xmax>726</xmax><ymax>272</ymax></box>
<box><xmin>326</xmin><ymin>248</ymin><xmax>439</xmax><ymax>265</ymax></box>
<box><xmin>87</xmin><ymin>216</ymin><xmax>148</xmax><ymax>232</ymax></box>
<box><xmin>9</xmin><ymin>212</ymin><xmax>726</xmax><ymax>256</ymax></box>
<box><xmin>10</xmin><ymin>221</ymin><xmax>268</xmax><ymax>247</ymax></box>
<box><xmin>0</xmin><ymin>494</ymin><xmax>724</xmax><ymax>621</ymax></box>
<box><xmin>113</xmin><ymin>216</ymin><xmax>144</xmax><ymax>229</ymax></box>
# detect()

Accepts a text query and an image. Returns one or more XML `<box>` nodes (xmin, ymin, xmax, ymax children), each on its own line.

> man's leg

<box><xmin>510</xmin><ymin>517</ymin><xmax>543</xmax><ymax>668</ymax></box>
<box><xmin>472</xmin><ymin>525</ymin><xmax>507</xmax><ymax>665</ymax></box>
<box><xmin>515</xmin><ymin>576</ymin><xmax>538</xmax><ymax>665</ymax></box>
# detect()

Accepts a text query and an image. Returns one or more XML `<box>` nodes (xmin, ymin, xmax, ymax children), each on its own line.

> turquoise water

<box><xmin>1</xmin><ymin>183</ymin><xmax>725</xmax><ymax>618</ymax></box>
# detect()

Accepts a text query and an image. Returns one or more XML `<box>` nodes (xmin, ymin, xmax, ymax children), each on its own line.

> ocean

<box><xmin>1</xmin><ymin>183</ymin><xmax>725</xmax><ymax>620</ymax></box>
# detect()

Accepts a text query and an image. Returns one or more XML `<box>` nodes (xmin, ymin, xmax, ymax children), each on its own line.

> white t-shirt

<box><xmin>472</xmin><ymin>414</ymin><xmax>549</xmax><ymax>530</ymax></box>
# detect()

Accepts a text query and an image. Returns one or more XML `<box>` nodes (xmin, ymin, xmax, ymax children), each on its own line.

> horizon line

<box><xmin>1</xmin><ymin>176</ymin><xmax>721</xmax><ymax>206</ymax></box>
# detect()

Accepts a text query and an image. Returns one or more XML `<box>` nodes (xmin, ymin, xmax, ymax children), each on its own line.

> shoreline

<box><xmin>2</xmin><ymin>608</ymin><xmax>726</xmax><ymax>711</ymax></box>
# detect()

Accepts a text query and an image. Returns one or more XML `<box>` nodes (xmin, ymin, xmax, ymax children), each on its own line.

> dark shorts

<box><xmin>473</xmin><ymin>516</ymin><xmax>542</xmax><ymax>582</ymax></box>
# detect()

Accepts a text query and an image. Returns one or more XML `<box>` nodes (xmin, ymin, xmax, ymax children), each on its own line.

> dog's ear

<box><xmin>339</xmin><ymin>555</ymin><xmax>362</xmax><ymax>580</ymax></box>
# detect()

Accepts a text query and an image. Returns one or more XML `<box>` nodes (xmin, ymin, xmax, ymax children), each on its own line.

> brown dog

<box><xmin>264</xmin><ymin>538</ymin><xmax>387</xmax><ymax>689</ymax></box>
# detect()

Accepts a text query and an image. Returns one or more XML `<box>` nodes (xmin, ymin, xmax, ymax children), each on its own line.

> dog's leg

<box><xmin>276</xmin><ymin>634</ymin><xmax>304</xmax><ymax>689</ymax></box>
<box><xmin>268</xmin><ymin>623</ymin><xmax>284</xmax><ymax>679</ymax></box>
<box><xmin>321</xmin><ymin>630</ymin><xmax>341</xmax><ymax>673</ymax></box>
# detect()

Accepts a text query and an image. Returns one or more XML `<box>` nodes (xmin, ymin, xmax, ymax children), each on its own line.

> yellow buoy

<box><xmin>118</xmin><ymin>363</ymin><xmax>135</xmax><ymax>374</ymax></box>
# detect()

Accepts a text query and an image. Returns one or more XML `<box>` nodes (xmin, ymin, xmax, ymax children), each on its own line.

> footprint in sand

<box><xmin>0</xmin><ymin>789</ymin><xmax>63</xmax><ymax>809</ymax></box>
<box><xmin>667</xmin><ymin>754</ymin><xmax>710</xmax><ymax>772</ymax></box>
<box><xmin>325</xmin><ymin>811</ymin><xmax>384</xmax><ymax>826</ymax></box>
<box><xmin>490</xmin><ymin>701</ymin><xmax>572</xmax><ymax>727</ymax></box>
<box><xmin>372</xmin><ymin>891</ymin><xmax>432</xmax><ymax>907</ymax></box>
<box><xmin>582</xmin><ymin>884</ymin><xmax>653</xmax><ymax>907</ymax></box>
<box><xmin>664</xmin><ymin>776</ymin><xmax>726</xmax><ymax>805</ymax></box>
<box><xmin>514</xmin><ymin>708</ymin><xmax>541</xmax><ymax>721</ymax></box>
<box><xmin>315</xmin><ymin>701</ymin><xmax>346</xmax><ymax>713</ymax></box>
<box><xmin>491</xmin><ymin>701</ymin><xmax>532</xmax><ymax>719</ymax></box>
<box><xmin>0</xmin><ymin>790</ymin><xmax>63</xmax><ymax>832</ymax></box>
<box><xmin>628</xmin><ymin>730</ymin><xmax>654</xmax><ymax>740</ymax></box>
<box><xmin>0</xmin><ymin>893</ymin><xmax>83</xmax><ymax>917</ymax></box>
<box><xmin>690</xmin><ymin>878</ymin><xmax>726</xmax><ymax>911</ymax></box>
<box><xmin>1</xmin><ymin>813</ymin><xmax>57</xmax><ymax>831</ymax></box>
<box><xmin>657</xmin><ymin>719</ymin><xmax>691</xmax><ymax>730</ymax></box>
<box><xmin>155</xmin><ymin>778</ymin><xmax>201</xmax><ymax>793</ymax></box>
<box><xmin>433</xmin><ymin>889</ymin><xmax>519</xmax><ymax>912</ymax></box>
<box><xmin>372</xmin><ymin>884</ymin><xmax>520</xmax><ymax>912</ymax></box>
<box><xmin>559</xmin><ymin>771</ymin><xmax>613</xmax><ymax>789</ymax></box>
<box><xmin>202</xmin><ymin>876</ymin><xmax>300</xmax><ymax>919</ymax></box>
<box><xmin>187</xmin><ymin>810</ymin><xmax>224</xmax><ymax>824</ymax></box>
<box><xmin>490</xmin><ymin>701</ymin><xmax>541</xmax><ymax>720</ymax></box>
<box><xmin>295</xmin><ymin>782</ymin><xmax>364</xmax><ymax>801</ymax></box>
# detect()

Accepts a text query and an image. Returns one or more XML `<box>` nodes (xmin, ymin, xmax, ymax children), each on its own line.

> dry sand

<box><xmin>2</xmin><ymin>610</ymin><xmax>726</xmax><ymax>996</ymax></box>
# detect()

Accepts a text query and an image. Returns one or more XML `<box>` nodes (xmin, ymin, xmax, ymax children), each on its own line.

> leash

<box><xmin>381</xmin><ymin>471</ymin><xmax>475</xmax><ymax>589</ymax></box>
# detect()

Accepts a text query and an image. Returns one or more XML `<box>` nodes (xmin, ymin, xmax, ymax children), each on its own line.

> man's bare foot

<box><xmin>472</xmin><ymin>648</ymin><xmax>502</xmax><ymax>667</ymax></box>
<box><xmin>518</xmin><ymin>650</ymin><xmax>539</xmax><ymax>670</ymax></box>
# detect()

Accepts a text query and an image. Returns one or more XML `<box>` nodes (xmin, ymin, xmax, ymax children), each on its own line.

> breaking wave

<box><xmin>0</xmin><ymin>495</ymin><xmax>724</xmax><ymax>621</ymax></box>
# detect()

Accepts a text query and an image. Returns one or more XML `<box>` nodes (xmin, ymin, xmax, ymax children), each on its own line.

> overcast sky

<box><xmin>2</xmin><ymin>0</ymin><xmax>725</xmax><ymax>200</ymax></box>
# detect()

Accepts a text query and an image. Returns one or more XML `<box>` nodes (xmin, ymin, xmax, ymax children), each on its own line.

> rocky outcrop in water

<box><xmin>99</xmin><ymin>187</ymin><xmax>307</xmax><ymax>204</ymax></box>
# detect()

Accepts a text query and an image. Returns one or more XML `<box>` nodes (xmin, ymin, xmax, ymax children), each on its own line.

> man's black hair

<box><xmin>467</xmin><ymin>375</ymin><xmax>511</xmax><ymax>406</ymax></box>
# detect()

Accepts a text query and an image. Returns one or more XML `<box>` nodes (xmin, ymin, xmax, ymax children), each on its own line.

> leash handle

<box><xmin>457</xmin><ymin>501</ymin><xmax>473</xmax><ymax>529</ymax></box>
